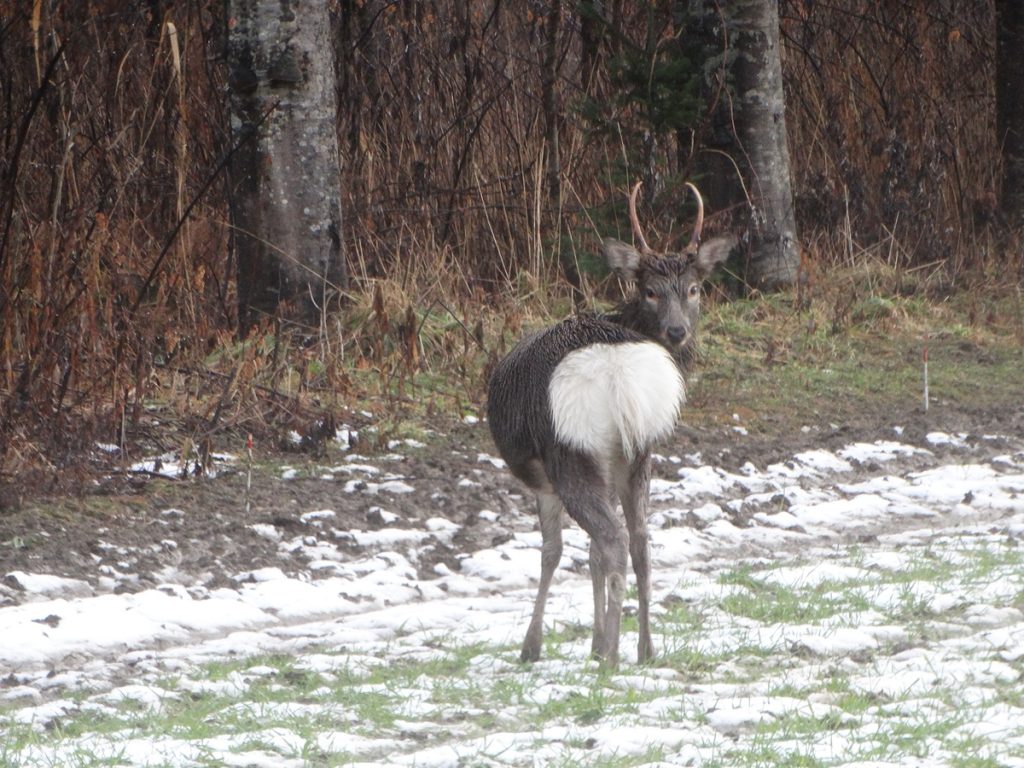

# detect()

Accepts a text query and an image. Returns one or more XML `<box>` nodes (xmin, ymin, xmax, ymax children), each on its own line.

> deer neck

<box><xmin>607</xmin><ymin>299</ymin><xmax>696</xmax><ymax>372</ymax></box>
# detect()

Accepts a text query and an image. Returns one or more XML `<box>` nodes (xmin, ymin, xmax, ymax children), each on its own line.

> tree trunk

<box><xmin>227</xmin><ymin>0</ymin><xmax>347</xmax><ymax>332</ymax></box>
<box><xmin>541</xmin><ymin>0</ymin><xmax>582</xmax><ymax>301</ymax></box>
<box><xmin>687</xmin><ymin>0</ymin><xmax>799</xmax><ymax>291</ymax></box>
<box><xmin>996</xmin><ymin>0</ymin><xmax>1024</xmax><ymax>224</ymax></box>
<box><xmin>731</xmin><ymin>0</ymin><xmax>799</xmax><ymax>289</ymax></box>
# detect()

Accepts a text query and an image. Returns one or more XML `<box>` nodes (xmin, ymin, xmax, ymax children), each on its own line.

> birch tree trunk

<box><xmin>227</xmin><ymin>0</ymin><xmax>347</xmax><ymax>332</ymax></box>
<box><xmin>996</xmin><ymin>0</ymin><xmax>1024</xmax><ymax>224</ymax></box>
<box><xmin>688</xmin><ymin>0</ymin><xmax>799</xmax><ymax>290</ymax></box>
<box><xmin>731</xmin><ymin>0</ymin><xmax>799</xmax><ymax>289</ymax></box>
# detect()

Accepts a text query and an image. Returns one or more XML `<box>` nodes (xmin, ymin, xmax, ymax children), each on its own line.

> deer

<box><xmin>486</xmin><ymin>181</ymin><xmax>735</xmax><ymax>669</ymax></box>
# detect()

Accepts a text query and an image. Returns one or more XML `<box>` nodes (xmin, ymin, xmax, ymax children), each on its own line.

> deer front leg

<box><xmin>617</xmin><ymin>455</ymin><xmax>655</xmax><ymax>663</ymax></box>
<box><xmin>589</xmin><ymin>541</ymin><xmax>606</xmax><ymax>658</ymax></box>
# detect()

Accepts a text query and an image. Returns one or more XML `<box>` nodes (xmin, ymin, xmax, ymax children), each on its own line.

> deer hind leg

<box><xmin>567</xmin><ymin>498</ymin><xmax>627</xmax><ymax>667</ymax></box>
<box><xmin>594</xmin><ymin>529</ymin><xmax>628</xmax><ymax>670</ymax></box>
<box><xmin>521</xmin><ymin>491</ymin><xmax>563</xmax><ymax>663</ymax></box>
<box><xmin>589</xmin><ymin>482</ymin><xmax>630</xmax><ymax>663</ymax></box>
<box><xmin>615</xmin><ymin>454</ymin><xmax>655</xmax><ymax>663</ymax></box>
<box><xmin>550</xmin><ymin>455</ymin><xmax>627</xmax><ymax>668</ymax></box>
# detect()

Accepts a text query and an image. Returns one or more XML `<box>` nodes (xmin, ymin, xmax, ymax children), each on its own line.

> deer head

<box><xmin>602</xmin><ymin>182</ymin><xmax>735</xmax><ymax>355</ymax></box>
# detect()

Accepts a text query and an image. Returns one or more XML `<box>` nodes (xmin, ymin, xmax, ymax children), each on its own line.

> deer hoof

<box><xmin>520</xmin><ymin>643</ymin><xmax>541</xmax><ymax>664</ymax></box>
<box><xmin>638</xmin><ymin>639</ymin><xmax>655</xmax><ymax>664</ymax></box>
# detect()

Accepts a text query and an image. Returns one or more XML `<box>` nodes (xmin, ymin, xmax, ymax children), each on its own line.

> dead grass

<box><xmin>1</xmin><ymin>235</ymin><xmax>1020</xmax><ymax>508</ymax></box>
<box><xmin>2</xmin><ymin>2</ymin><xmax>1022</xmax><ymax>500</ymax></box>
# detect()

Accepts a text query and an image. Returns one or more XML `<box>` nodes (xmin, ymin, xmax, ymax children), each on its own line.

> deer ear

<box><xmin>602</xmin><ymin>238</ymin><xmax>643</xmax><ymax>281</ymax></box>
<box><xmin>693</xmin><ymin>235</ymin><xmax>736</xmax><ymax>278</ymax></box>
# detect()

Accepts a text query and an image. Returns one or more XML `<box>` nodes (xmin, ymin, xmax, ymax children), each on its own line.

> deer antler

<box><xmin>628</xmin><ymin>181</ymin><xmax>653</xmax><ymax>255</ymax></box>
<box><xmin>684</xmin><ymin>182</ymin><xmax>704</xmax><ymax>251</ymax></box>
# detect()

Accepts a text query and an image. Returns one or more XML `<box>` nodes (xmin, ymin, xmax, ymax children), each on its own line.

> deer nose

<box><xmin>666</xmin><ymin>326</ymin><xmax>688</xmax><ymax>344</ymax></box>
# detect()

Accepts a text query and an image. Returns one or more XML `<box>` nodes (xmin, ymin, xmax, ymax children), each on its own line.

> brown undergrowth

<box><xmin>2</xmin><ymin>222</ymin><xmax>1020</xmax><ymax>510</ymax></box>
<box><xmin>1</xmin><ymin>2</ymin><xmax>1022</xmax><ymax>503</ymax></box>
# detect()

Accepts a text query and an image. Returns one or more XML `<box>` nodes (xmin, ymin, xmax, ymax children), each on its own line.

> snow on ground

<box><xmin>2</xmin><ymin>426</ymin><xmax>1024</xmax><ymax>767</ymax></box>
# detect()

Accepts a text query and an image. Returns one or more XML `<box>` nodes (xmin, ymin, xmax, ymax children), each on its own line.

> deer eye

<box><xmin>644</xmin><ymin>287</ymin><xmax>658</xmax><ymax>301</ymax></box>
<box><xmin>688</xmin><ymin>283</ymin><xmax>700</xmax><ymax>298</ymax></box>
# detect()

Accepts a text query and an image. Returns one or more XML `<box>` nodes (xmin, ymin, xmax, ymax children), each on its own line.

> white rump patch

<box><xmin>548</xmin><ymin>342</ymin><xmax>685</xmax><ymax>460</ymax></box>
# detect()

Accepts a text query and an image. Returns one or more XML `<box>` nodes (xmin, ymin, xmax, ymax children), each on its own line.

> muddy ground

<box><xmin>2</xmin><ymin>399</ymin><xmax>1022</xmax><ymax>609</ymax></box>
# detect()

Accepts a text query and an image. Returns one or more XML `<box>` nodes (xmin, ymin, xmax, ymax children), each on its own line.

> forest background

<box><xmin>0</xmin><ymin>1</ymin><xmax>1021</xmax><ymax>498</ymax></box>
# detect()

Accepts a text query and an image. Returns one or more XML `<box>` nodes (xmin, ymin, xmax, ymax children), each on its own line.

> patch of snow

<box><xmin>477</xmin><ymin>452</ymin><xmax>506</xmax><ymax>469</ymax></box>
<box><xmin>300</xmin><ymin>509</ymin><xmax>336</xmax><ymax>523</ymax></box>
<box><xmin>838</xmin><ymin>440</ymin><xmax>930</xmax><ymax>463</ymax></box>
<box><xmin>926</xmin><ymin>431</ymin><xmax>969</xmax><ymax>447</ymax></box>
<box><xmin>248</xmin><ymin>524</ymin><xmax>281</xmax><ymax>542</ymax></box>
<box><xmin>3</xmin><ymin>572</ymin><xmax>92</xmax><ymax>599</ymax></box>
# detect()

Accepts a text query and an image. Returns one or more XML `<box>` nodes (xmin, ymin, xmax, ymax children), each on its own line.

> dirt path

<box><xmin>1</xmin><ymin>402</ymin><xmax>1023</xmax><ymax>767</ymax></box>
<box><xmin>3</xmin><ymin>402</ymin><xmax>1023</xmax><ymax>610</ymax></box>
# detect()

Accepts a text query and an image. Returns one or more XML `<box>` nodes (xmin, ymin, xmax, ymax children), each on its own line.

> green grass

<box><xmin>706</xmin><ymin>744</ymin><xmax>827</xmax><ymax>768</ymax></box>
<box><xmin>3</xmin><ymin>535</ymin><xmax>1024</xmax><ymax>767</ymax></box>
<box><xmin>718</xmin><ymin>567</ymin><xmax>872</xmax><ymax>625</ymax></box>
<box><xmin>549</xmin><ymin>746</ymin><xmax>668</xmax><ymax>768</ymax></box>
<box><xmin>708</xmin><ymin>541</ymin><xmax>1024</xmax><ymax>631</ymax></box>
<box><xmin>689</xmin><ymin>278</ymin><xmax>1023</xmax><ymax>430</ymax></box>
